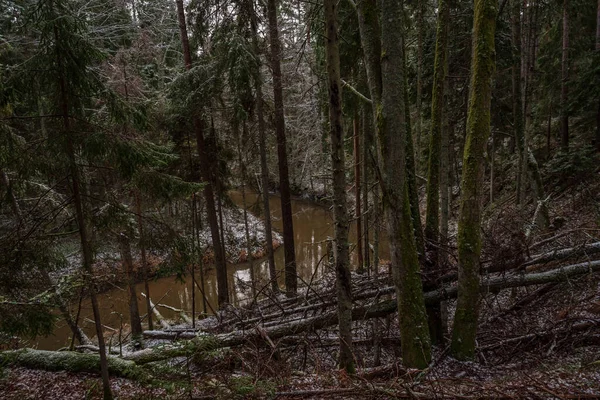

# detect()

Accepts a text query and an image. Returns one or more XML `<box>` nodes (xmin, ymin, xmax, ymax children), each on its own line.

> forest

<box><xmin>0</xmin><ymin>0</ymin><xmax>599</xmax><ymax>398</ymax></box>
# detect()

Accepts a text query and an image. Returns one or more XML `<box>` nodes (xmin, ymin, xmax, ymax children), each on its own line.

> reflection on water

<box><xmin>32</xmin><ymin>191</ymin><xmax>389</xmax><ymax>350</ymax></box>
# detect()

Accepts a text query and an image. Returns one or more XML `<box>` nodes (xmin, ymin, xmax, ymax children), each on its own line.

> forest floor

<box><xmin>2</xmin><ymin>173</ymin><xmax>600</xmax><ymax>399</ymax></box>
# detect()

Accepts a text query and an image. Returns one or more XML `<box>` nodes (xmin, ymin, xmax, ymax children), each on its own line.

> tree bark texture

<box><xmin>512</xmin><ymin>0</ymin><xmax>525</xmax><ymax>205</ymax></box>
<box><xmin>175</xmin><ymin>0</ymin><xmax>229</xmax><ymax>306</ymax></box>
<box><xmin>267</xmin><ymin>0</ymin><xmax>297</xmax><ymax>296</ymax></box>
<box><xmin>560</xmin><ymin>0</ymin><xmax>569</xmax><ymax>149</ymax></box>
<box><xmin>380</xmin><ymin>0</ymin><xmax>432</xmax><ymax>369</ymax></box>
<box><xmin>354</xmin><ymin>115</ymin><xmax>364</xmax><ymax>274</ymax></box>
<box><xmin>55</xmin><ymin>21</ymin><xmax>113</xmax><ymax>398</ymax></box>
<box><xmin>135</xmin><ymin>193</ymin><xmax>153</xmax><ymax>330</ymax></box>
<box><xmin>450</xmin><ymin>0</ymin><xmax>497</xmax><ymax>360</ymax></box>
<box><xmin>118</xmin><ymin>233</ymin><xmax>143</xmax><ymax>344</ymax></box>
<box><xmin>324</xmin><ymin>0</ymin><xmax>355</xmax><ymax>373</ymax></box>
<box><xmin>250</xmin><ymin>0</ymin><xmax>278</xmax><ymax>293</ymax></box>
<box><xmin>424</xmin><ymin>0</ymin><xmax>449</xmax><ymax>345</ymax></box>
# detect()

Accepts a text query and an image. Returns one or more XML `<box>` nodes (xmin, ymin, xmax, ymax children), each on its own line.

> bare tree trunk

<box><xmin>596</xmin><ymin>0</ymin><xmax>600</xmax><ymax>151</ymax></box>
<box><xmin>416</xmin><ymin>0</ymin><xmax>425</xmax><ymax>160</ymax></box>
<box><xmin>192</xmin><ymin>195</ymin><xmax>208</xmax><ymax>314</ymax></box>
<box><xmin>597</xmin><ymin>0</ymin><xmax>600</xmax><ymax>50</ymax></box>
<box><xmin>439</xmin><ymin>81</ymin><xmax>450</xmax><ymax>339</ymax></box>
<box><xmin>175</xmin><ymin>0</ymin><xmax>228</xmax><ymax>306</ymax></box>
<box><xmin>135</xmin><ymin>193</ymin><xmax>152</xmax><ymax>331</ymax></box>
<box><xmin>424</xmin><ymin>0</ymin><xmax>449</xmax><ymax>345</ymax></box>
<box><xmin>450</xmin><ymin>0</ymin><xmax>497</xmax><ymax>361</ymax></box>
<box><xmin>324</xmin><ymin>0</ymin><xmax>354</xmax><ymax>373</ymax></box>
<box><xmin>238</xmin><ymin>121</ymin><xmax>256</xmax><ymax>298</ymax></box>
<box><xmin>54</xmin><ymin>22</ymin><xmax>113</xmax><ymax>399</ymax></box>
<box><xmin>512</xmin><ymin>0</ymin><xmax>525</xmax><ymax>205</ymax></box>
<box><xmin>250</xmin><ymin>1</ymin><xmax>278</xmax><ymax>293</ymax></box>
<box><xmin>403</xmin><ymin>70</ymin><xmax>426</xmax><ymax>265</ymax></box>
<box><xmin>361</xmin><ymin>106</ymin><xmax>370</xmax><ymax>274</ymax></box>
<box><xmin>118</xmin><ymin>233</ymin><xmax>143</xmax><ymax>345</ymax></box>
<box><xmin>266</xmin><ymin>0</ymin><xmax>297</xmax><ymax>296</ymax></box>
<box><xmin>354</xmin><ymin>115</ymin><xmax>364</xmax><ymax>274</ymax></box>
<box><xmin>560</xmin><ymin>0</ymin><xmax>569</xmax><ymax>149</ymax></box>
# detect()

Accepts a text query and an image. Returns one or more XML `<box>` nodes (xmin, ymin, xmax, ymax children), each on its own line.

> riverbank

<box><xmin>51</xmin><ymin>199</ymin><xmax>283</xmax><ymax>296</ymax></box>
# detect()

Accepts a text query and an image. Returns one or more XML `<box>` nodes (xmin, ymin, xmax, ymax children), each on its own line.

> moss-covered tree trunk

<box><xmin>175</xmin><ymin>0</ymin><xmax>228</xmax><ymax>306</ymax></box>
<box><xmin>424</xmin><ymin>0</ymin><xmax>449</xmax><ymax>345</ymax></box>
<box><xmin>357</xmin><ymin>0</ymin><xmax>431</xmax><ymax>368</ymax></box>
<box><xmin>379</xmin><ymin>0</ymin><xmax>432</xmax><ymax>369</ymax></box>
<box><xmin>324</xmin><ymin>0</ymin><xmax>354</xmax><ymax>373</ymax></box>
<box><xmin>450</xmin><ymin>0</ymin><xmax>497</xmax><ymax>361</ymax></box>
<box><xmin>267</xmin><ymin>0</ymin><xmax>297</xmax><ymax>296</ymax></box>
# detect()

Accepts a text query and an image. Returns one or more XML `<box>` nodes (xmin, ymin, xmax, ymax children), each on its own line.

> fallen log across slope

<box><xmin>523</xmin><ymin>241</ymin><xmax>600</xmax><ymax>268</ymax></box>
<box><xmin>3</xmin><ymin>260</ymin><xmax>600</xmax><ymax>371</ymax></box>
<box><xmin>140</xmin><ymin>260</ymin><xmax>600</xmax><ymax>352</ymax></box>
<box><xmin>0</xmin><ymin>349</ymin><xmax>149</xmax><ymax>380</ymax></box>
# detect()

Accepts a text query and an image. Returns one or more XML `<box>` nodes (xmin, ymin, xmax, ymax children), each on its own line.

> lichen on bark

<box><xmin>450</xmin><ymin>0</ymin><xmax>497</xmax><ymax>360</ymax></box>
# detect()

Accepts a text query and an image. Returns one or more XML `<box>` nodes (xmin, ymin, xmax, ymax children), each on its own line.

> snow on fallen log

<box><xmin>4</xmin><ymin>260</ymin><xmax>599</xmax><ymax>373</ymax></box>
<box><xmin>0</xmin><ymin>348</ymin><xmax>149</xmax><ymax>380</ymax></box>
<box><xmin>132</xmin><ymin>259</ymin><xmax>600</xmax><ymax>364</ymax></box>
<box><xmin>522</xmin><ymin>242</ymin><xmax>600</xmax><ymax>268</ymax></box>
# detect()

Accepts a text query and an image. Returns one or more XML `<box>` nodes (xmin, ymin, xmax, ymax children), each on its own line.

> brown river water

<box><xmin>32</xmin><ymin>191</ymin><xmax>389</xmax><ymax>350</ymax></box>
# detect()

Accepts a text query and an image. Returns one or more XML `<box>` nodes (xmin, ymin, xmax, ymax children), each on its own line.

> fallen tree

<box><xmin>523</xmin><ymin>242</ymin><xmax>600</xmax><ymax>268</ymax></box>
<box><xmin>5</xmin><ymin>260</ymin><xmax>600</xmax><ymax>370</ymax></box>
<box><xmin>0</xmin><ymin>348</ymin><xmax>149</xmax><ymax>381</ymax></box>
<box><xmin>139</xmin><ymin>260</ymin><xmax>600</xmax><ymax>359</ymax></box>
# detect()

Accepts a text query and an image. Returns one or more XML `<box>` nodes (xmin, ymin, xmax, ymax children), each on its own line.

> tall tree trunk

<box><xmin>135</xmin><ymin>193</ymin><xmax>152</xmax><ymax>331</ymax></box>
<box><xmin>380</xmin><ymin>0</ymin><xmax>432</xmax><ymax>368</ymax></box>
<box><xmin>55</xmin><ymin>24</ymin><xmax>113</xmax><ymax>399</ymax></box>
<box><xmin>597</xmin><ymin>0</ymin><xmax>600</xmax><ymax>50</ymax></box>
<box><xmin>439</xmin><ymin>83</ymin><xmax>451</xmax><ymax>339</ymax></box>
<box><xmin>175</xmin><ymin>0</ymin><xmax>228</xmax><ymax>306</ymax></box>
<box><xmin>424</xmin><ymin>0</ymin><xmax>449</xmax><ymax>345</ymax></box>
<box><xmin>354</xmin><ymin>114</ymin><xmax>364</xmax><ymax>274</ymax></box>
<box><xmin>512</xmin><ymin>0</ymin><xmax>525</xmax><ymax>205</ymax></box>
<box><xmin>324</xmin><ymin>0</ymin><xmax>354</xmax><ymax>373</ymax></box>
<box><xmin>266</xmin><ymin>0</ymin><xmax>297</xmax><ymax>296</ymax></box>
<box><xmin>238</xmin><ymin>121</ymin><xmax>256</xmax><ymax>298</ymax></box>
<box><xmin>357</xmin><ymin>0</ymin><xmax>431</xmax><ymax>367</ymax></box>
<box><xmin>515</xmin><ymin>0</ymin><xmax>549</xmax><ymax>229</ymax></box>
<box><xmin>450</xmin><ymin>0</ymin><xmax>497</xmax><ymax>361</ymax></box>
<box><xmin>416</xmin><ymin>0</ymin><xmax>425</xmax><ymax>160</ymax></box>
<box><xmin>560</xmin><ymin>0</ymin><xmax>569</xmax><ymax>150</ymax></box>
<box><xmin>118</xmin><ymin>233</ymin><xmax>143</xmax><ymax>345</ymax></box>
<box><xmin>596</xmin><ymin>0</ymin><xmax>600</xmax><ymax>151</ymax></box>
<box><xmin>403</xmin><ymin>67</ymin><xmax>426</xmax><ymax>265</ymax></box>
<box><xmin>250</xmin><ymin>1</ymin><xmax>278</xmax><ymax>293</ymax></box>
<box><xmin>361</xmin><ymin>106</ymin><xmax>371</xmax><ymax>274</ymax></box>
<box><xmin>193</xmin><ymin>195</ymin><xmax>208</xmax><ymax>314</ymax></box>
